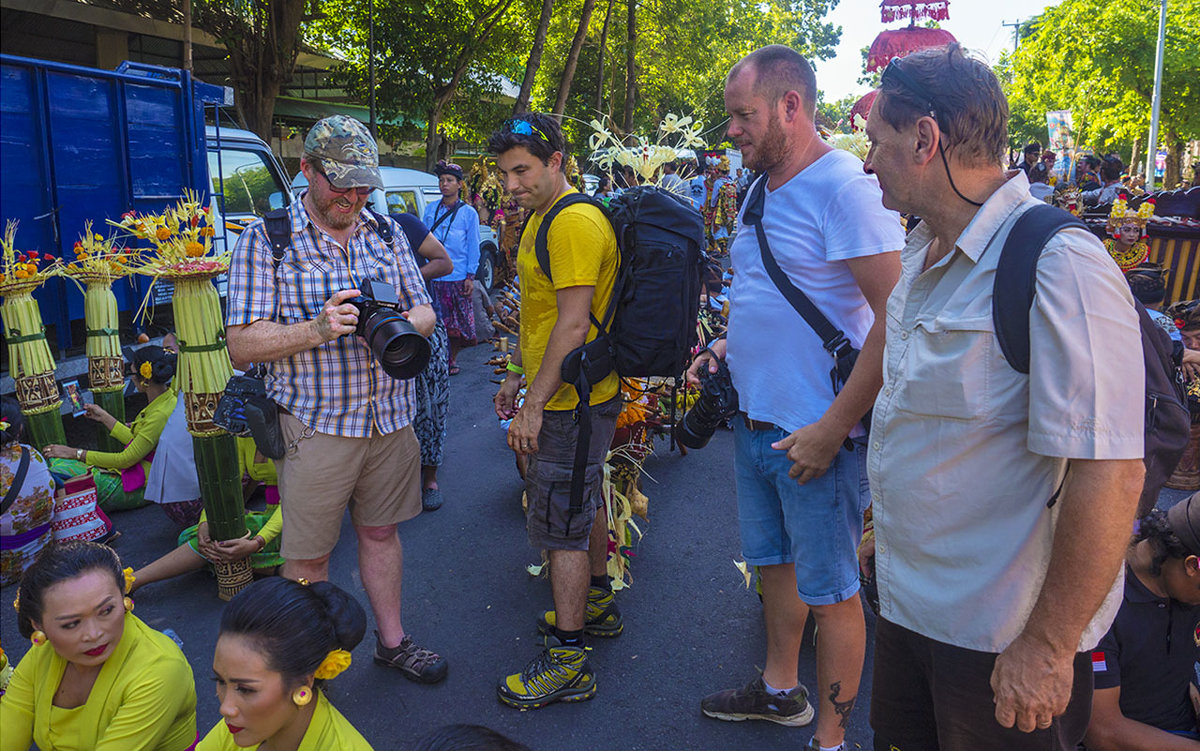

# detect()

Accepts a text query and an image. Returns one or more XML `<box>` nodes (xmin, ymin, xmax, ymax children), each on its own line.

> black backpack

<box><xmin>533</xmin><ymin>186</ymin><xmax>706</xmax><ymax>380</ymax></box>
<box><xmin>993</xmin><ymin>203</ymin><xmax>1190</xmax><ymax>517</ymax></box>
<box><xmin>530</xmin><ymin>186</ymin><xmax>705</xmax><ymax>535</ymax></box>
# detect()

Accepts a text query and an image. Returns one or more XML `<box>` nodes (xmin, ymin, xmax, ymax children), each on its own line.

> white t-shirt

<box><xmin>727</xmin><ymin>149</ymin><xmax>904</xmax><ymax>434</ymax></box>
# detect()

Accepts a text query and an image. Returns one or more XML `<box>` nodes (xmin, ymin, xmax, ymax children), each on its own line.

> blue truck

<box><xmin>0</xmin><ymin>54</ymin><xmax>292</xmax><ymax>387</ymax></box>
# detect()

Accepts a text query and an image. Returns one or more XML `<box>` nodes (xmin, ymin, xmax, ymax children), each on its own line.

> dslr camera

<box><xmin>673</xmin><ymin>358</ymin><xmax>738</xmax><ymax>450</ymax></box>
<box><xmin>348</xmin><ymin>278</ymin><xmax>431</xmax><ymax>380</ymax></box>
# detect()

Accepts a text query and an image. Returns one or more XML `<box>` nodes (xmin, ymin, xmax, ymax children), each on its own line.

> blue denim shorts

<box><xmin>733</xmin><ymin>419</ymin><xmax>870</xmax><ymax>606</ymax></box>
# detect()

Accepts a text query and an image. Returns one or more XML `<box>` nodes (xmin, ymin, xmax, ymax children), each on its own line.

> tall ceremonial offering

<box><xmin>0</xmin><ymin>221</ymin><xmax>66</xmax><ymax>449</ymax></box>
<box><xmin>60</xmin><ymin>223</ymin><xmax>136</xmax><ymax>452</ymax></box>
<box><xmin>113</xmin><ymin>193</ymin><xmax>251</xmax><ymax>600</ymax></box>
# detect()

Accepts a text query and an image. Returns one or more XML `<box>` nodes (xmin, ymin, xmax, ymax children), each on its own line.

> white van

<box><xmin>291</xmin><ymin>166</ymin><xmax>502</xmax><ymax>289</ymax></box>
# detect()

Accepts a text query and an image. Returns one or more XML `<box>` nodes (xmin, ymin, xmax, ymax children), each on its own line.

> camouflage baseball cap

<box><xmin>304</xmin><ymin>115</ymin><xmax>383</xmax><ymax>191</ymax></box>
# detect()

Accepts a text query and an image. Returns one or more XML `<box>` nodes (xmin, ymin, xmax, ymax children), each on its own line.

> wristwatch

<box><xmin>75</xmin><ymin>449</ymin><xmax>83</xmax><ymax>460</ymax></box>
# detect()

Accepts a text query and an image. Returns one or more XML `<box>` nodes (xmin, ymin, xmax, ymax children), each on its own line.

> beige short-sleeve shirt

<box><xmin>868</xmin><ymin>172</ymin><xmax>1144</xmax><ymax>653</ymax></box>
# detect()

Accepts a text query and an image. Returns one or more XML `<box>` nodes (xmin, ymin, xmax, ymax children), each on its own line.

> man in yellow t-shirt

<box><xmin>489</xmin><ymin>113</ymin><xmax>622</xmax><ymax>710</ymax></box>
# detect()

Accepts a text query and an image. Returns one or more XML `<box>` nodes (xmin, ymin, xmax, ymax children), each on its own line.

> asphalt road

<box><xmin>2</xmin><ymin>341</ymin><xmax>1190</xmax><ymax>751</ymax></box>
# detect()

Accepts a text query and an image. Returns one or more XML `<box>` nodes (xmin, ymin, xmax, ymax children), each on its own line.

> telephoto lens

<box><xmin>349</xmin><ymin>279</ymin><xmax>432</xmax><ymax>380</ymax></box>
<box><xmin>673</xmin><ymin>358</ymin><xmax>738</xmax><ymax>450</ymax></box>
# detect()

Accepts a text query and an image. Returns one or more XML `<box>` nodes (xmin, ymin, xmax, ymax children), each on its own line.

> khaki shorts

<box><xmin>277</xmin><ymin>412</ymin><xmax>421</xmax><ymax>560</ymax></box>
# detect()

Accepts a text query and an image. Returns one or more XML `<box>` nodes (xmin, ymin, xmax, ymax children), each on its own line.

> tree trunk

<box><xmin>621</xmin><ymin>0</ymin><xmax>637</xmax><ymax>134</ymax></box>
<box><xmin>1164</xmin><ymin>132</ymin><xmax>1183</xmax><ymax>189</ymax></box>
<box><xmin>221</xmin><ymin>0</ymin><xmax>307</xmax><ymax>144</ymax></box>
<box><xmin>513</xmin><ymin>0</ymin><xmax>555</xmax><ymax>115</ymax></box>
<box><xmin>424</xmin><ymin>108</ymin><xmax>444</xmax><ymax>172</ymax></box>
<box><xmin>595</xmin><ymin>0</ymin><xmax>614</xmax><ymax>115</ymax></box>
<box><xmin>1129</xmin><ymin>135</ymin><xmax>1141</xmax><ymax>177</ymax></box>
<box><xmin>552</xmin><ymin>0</ymin><xmax>598</xmax><ymax>118</ymax></box>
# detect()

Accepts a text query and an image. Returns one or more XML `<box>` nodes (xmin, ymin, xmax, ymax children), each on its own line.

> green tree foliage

<box><xmin>318</xmin><ymin>0</ymin><xmax>841</xmax><ymax>167</ymax></box>
<box><xmin>1000</xmin><ymin>0</ymin><xmax>1199</xmax><ymax>184</ymax></box>
<box><xmin>315</xmin><ymin>0</ymin><xmax>526</xmax><ymax>170</ymax></box>
<box><xmin>530</xmin><ymin>0</ymin><xmax>842</xmax><ymax>153</ymax></box>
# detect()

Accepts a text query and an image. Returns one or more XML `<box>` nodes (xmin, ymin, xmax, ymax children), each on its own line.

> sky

<box><xmin>814</xmin><ymin>0</ymin><xmax>1062</xmax><ymax>102</ymax></box>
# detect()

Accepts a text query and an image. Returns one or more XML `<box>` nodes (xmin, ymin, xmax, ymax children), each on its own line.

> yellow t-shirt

<box><xmin>517</xmin><ymin>189</ymin><xmax>620</xmax><ymax>411</ymax></box>
<box><xmin>197</xmin><ymin>691</ymin><xmax>374</xmax><ymax>751</ymax></box>
<box><xmin>0</xmin><ymin>612</ymin><xmax>197</xmax><ymax>751</ymax></box>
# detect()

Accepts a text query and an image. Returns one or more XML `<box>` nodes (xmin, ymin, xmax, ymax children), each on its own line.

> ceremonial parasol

<box><xmin>866</xmin><ymin>26</ymin><xmax>959</xmax><ymax>72</ymax></box>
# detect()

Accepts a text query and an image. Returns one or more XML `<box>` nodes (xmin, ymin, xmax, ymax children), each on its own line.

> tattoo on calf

<box><xmin>829</xmin><ymin>680</ymin><xmax>856</xmax><ymax>730</ymax></box>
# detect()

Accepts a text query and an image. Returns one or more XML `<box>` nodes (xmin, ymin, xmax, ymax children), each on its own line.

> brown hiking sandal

<box><xmin>701</xmin><ymin>675</ymin><xmax>815</xmax><ymax>727</ymax></box>
<box><xmin>373</xmin><ymin>631</ymin><xmax>448</xmax><ymax>684</ymax></box>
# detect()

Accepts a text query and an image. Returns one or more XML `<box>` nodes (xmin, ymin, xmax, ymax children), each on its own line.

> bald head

<box><xmin>728</xmin><ymin>45</ymin><xmax>818</xmax><ymax>120</ymax></box>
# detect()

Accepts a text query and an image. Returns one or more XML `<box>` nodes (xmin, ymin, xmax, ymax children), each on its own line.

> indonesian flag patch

<box><xmin>1091</xmin><ymin>651</ymin><xmax>1107</xmax><ymax>672</ymax></box>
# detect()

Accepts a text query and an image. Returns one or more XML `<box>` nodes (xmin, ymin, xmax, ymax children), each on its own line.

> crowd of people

<box><xmin>1</xmin><ymin>39</ymin><xmax>1199</xmax><ymax>751</ymax></box>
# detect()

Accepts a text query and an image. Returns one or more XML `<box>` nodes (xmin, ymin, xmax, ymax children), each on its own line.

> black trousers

<box><xmin>871</xmin><ymin>617</ymin><xmax>1093</xmax><ymax>751</ymax></box>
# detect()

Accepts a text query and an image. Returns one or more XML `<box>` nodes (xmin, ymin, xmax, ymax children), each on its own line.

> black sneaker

<box><xmin>373</xmin><ymin>631</ymin><xmax>447</xmax><ymax>684</ymax></box>
<box><xmin>700</xmin><ymin>676</ymin><xmax>815</xmax><ymax>726</ymax></box>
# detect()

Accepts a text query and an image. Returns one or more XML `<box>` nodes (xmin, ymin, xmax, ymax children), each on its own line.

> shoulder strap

<box><xmin>428</xmin><ymin>201</ymin><xmax>462</xmax><ymax>235</ymax></box>
<box><xmin>534</xmin><ymin>193</ymin><xmax>603</xmax><ymax>282</ymax></box>
<box><xmin>264</xmin><ymin>208</ymin><xmax>291</xmax><ymax>269</ymax></box>
<box><xmin>992</xmin><ymin>203</ymin><xmax>1089</xmax><ymax>374</ymax></box>
<box><xmin>744</xmin><ymin>179</ymin><xmax>854</xmax><ymax>359</ymax></box>
<box><xmin>366</xmin><ymin>208</ymin><xmax>394</xmax><ymax>244</ymax></box>
<box><xmin>1</xmin><ymin>446</ymin><xmax>31</xmax><ymax>516</ymax></box>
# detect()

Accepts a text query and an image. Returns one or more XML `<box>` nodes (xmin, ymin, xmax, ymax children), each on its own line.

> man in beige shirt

<box><xmin>861</xmin><ymin>45</ymin><xmax>1145</xmax><ymax>750</ymax></box>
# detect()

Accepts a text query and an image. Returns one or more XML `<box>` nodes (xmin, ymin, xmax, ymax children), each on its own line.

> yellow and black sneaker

<box><xmin>497</xmin><ymin>642</ymin><xmax>596</xmax><ymax>710</ymax></box>
<box><xmin>537</xmin><ymin>586</ymin><xmax>623</xmax><ymax>637</ymax></box>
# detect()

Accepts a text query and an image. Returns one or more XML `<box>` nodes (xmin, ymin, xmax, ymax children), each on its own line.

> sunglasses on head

<box><xmin>313</xmin><ymin>166</ymin><xmax>371</xmax><ymax>196</ymax></box>
<box><xmin>881</xmin><ymin>57</ymin><xmax>939</xmax><ymax>121</ymax></box>
<box><xmin>501</xmin><ymin>118</ymin><xmax>551</xmax><ymax>143</ymax></box>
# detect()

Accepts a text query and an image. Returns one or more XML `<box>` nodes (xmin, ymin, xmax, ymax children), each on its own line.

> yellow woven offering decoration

<box><xmin>113</xmin><ymin>192</ymin><xmax>250</xmax><ymax>600</ymax></box>
<box><xmin>0</xmin><ymin>221</ymin><xmax>65</xmax><ymax>449</ymax></box>
<box><xmin>60</xmin><ymin>222</ymin><xmax>138</xmax><ymax>450</ymax></box>
<box><xmin>587</xmin><ymin>113</ymin><xmax>707</xmax><ymax>187</ymax></box>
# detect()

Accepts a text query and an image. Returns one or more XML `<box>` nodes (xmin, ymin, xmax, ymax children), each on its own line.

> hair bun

<box><xmin>309</xmin><ymin>581</ymin><xmax>367</xmax><ymax>652</ymax></box>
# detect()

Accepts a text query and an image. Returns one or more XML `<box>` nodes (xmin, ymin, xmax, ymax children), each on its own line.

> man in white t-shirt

<box><xmin>688</xmin><ymin>45</ymin><xmax>902</xmax><ymax>751</ymax></box>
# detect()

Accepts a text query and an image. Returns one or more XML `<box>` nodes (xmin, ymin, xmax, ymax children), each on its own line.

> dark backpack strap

<box><xmin>535</xmin><ymin>193</ymin><xmax>611</xmax><ymax>334</ymax></box>
<box><xmin>264</xmin><ymin>208</ymin><xmax>292</xmax><ymax>269</ymax></box>
<box><xmin>1</xmin><ymin>446</ymin><xmax>31</xmax><ymax>516</ymax></box>
<box><xmin>992</xmin><ymin>204</ymin><xmax>1089</xmax><ymax>374</ymax></box>
<box><xmin>534</xmin><ymin>193</ymin><xmax>604</xmax><ymax>282</ymax></box>
<box><xmin>743</xmin><ymin>178</ymin><xmax>855</xmax><ymax>360</ymax></box>
<box><xmin>366</xmin><ymin>208</ymin><xmax>394</xmax><ymax>244</ymax></box>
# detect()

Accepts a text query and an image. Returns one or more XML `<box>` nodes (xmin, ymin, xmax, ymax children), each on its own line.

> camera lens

<box><xmin>362</xmin><ymin>309</ymin><xmax>431</xmax><ymax>380</ymax></box>
<box><xmin>673</xmin><ymin>361</ymin><xmax>738</xmax><ymax>449</ymax></box>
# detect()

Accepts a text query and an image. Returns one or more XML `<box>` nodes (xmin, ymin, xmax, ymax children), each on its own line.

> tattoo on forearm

<box><xmin>829</xmin><ymin>681</ymin><xmax>856</xmax><ymax>730</ymax></box>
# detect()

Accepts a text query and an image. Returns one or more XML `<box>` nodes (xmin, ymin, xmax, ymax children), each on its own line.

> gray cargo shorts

<box><xmin>525</xmin><ymin>396</ymin><xmax>622</xmax><ymax>551</ymax></box>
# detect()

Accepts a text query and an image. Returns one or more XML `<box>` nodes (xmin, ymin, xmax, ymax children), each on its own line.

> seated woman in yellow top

<box><xmin>199</xmin><ymin>577</ymin><xmax>373</xmax><ymax>750</ymax></box>
<box><xmin>131</xmin><ymin>440</ymin><xmax>283</xmax><ymax>592</ymax></box>
<box><xmin>42</xmin><ymin>346</ymin><xmax>178</xmax><ymax>512</ymax></box>
<box><xmin>1</xmin><ymin>540</ymin><xmax>196</xmax><ymax>751</ymax></box>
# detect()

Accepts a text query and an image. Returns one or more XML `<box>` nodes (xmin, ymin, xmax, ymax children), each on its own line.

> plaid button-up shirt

<box><xmin>226</xmin><ymin>198</ymin><xmax>432</xmax><ymax>438</ymax></box>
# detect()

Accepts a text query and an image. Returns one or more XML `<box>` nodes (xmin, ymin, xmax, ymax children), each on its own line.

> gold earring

<box><xmin>123</xmin><ymin>597</ymin><xmax>134</xmax><ymax>613</ymax></box>
<box><xmin>292</xmin><ymin>686</ymin><xmax>312</xmax><ymax>706</ymax></box>
<box><xmin>30</xmin><ymin>630</ymin><xmax>47</xmax><ymax>646</ymax></box>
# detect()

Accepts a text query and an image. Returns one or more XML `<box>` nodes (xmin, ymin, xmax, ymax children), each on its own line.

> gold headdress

<box><xmin>1106</xmin><ymin>196</ymin><xmax>1155</xmax><ymax>237</ymax></box>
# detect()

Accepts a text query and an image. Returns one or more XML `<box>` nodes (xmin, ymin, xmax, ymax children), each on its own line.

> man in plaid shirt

<box><xmin>226</xmin><ymin>115</ymin><xmax>446</xmax><ymax>683</ymax></box>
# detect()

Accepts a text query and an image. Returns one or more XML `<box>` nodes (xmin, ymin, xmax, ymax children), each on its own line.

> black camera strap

<box><xmin>743</xmin><ymin>177</ymin><xmax>868</xmax><ymax>443</ymax></box>
<box><xmin>743</xmin><ymin>179</ymin><xmax>855</xmax><ymax>362</ymax></box>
